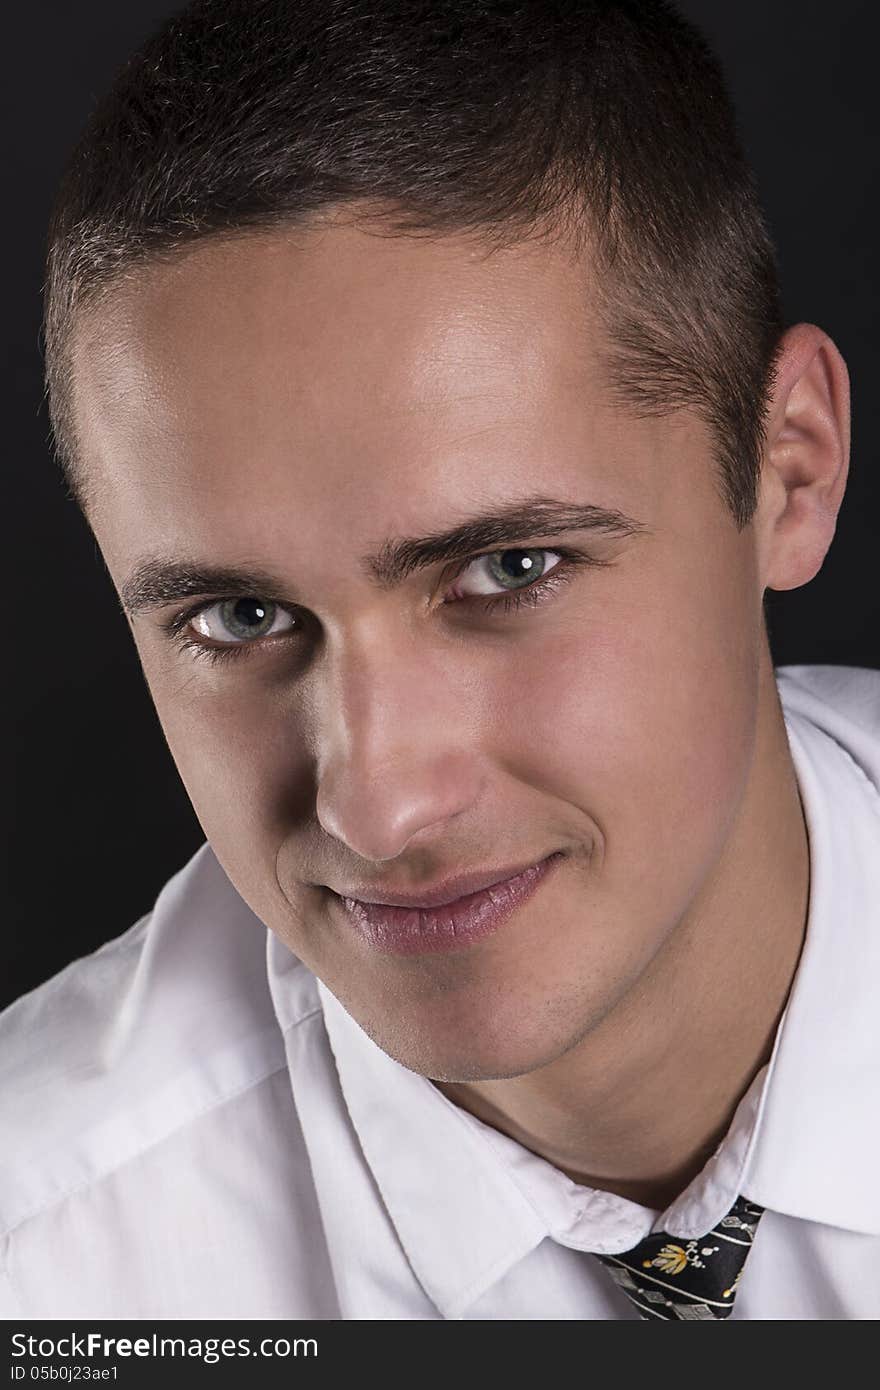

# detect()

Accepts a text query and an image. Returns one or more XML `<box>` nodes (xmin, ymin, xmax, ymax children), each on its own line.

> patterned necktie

<box><xmin>593</xmin><ymin>1194</ymin><xmax>765</xmax><ymax>1319</ymax></box>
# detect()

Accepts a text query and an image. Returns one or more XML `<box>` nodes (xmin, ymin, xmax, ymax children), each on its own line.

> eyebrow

<box><xmin>119</xmin><ymin>495</ymin><xmax>647</xmax><ymax>617</ymax></box>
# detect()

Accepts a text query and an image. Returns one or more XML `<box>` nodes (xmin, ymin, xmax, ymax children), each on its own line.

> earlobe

<box><xmin>758</xmin><ymin>323</ymin><xmax>850</xmax><ymax>593</ymax></box>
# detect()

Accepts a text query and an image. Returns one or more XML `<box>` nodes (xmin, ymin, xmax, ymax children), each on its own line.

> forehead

<box><xmin>73</xmin><ymin>219</ymin><xmax>601</xmax><ymax>427</ymax></box>
<box><xmin>71</xmin><ymin>220</ymin><xmax>698</xmax><ymax>567</ymax></box>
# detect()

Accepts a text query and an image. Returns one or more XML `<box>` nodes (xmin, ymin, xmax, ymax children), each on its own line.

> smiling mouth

<box><xmin>330</xmin><ymin>851</ymin><xmax>565</xmax><ymax>956</ymax></box>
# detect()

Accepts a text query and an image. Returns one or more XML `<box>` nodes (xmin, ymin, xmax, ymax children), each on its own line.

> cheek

<box><xmin>145</xmin><ymin>667</ymin><xmax>310</xmax><ymax>911</ymax></box>
<box><xmin>503</xmin><ymin>547</ymin><xmax>760</xmax><ymax>923</ymax></box>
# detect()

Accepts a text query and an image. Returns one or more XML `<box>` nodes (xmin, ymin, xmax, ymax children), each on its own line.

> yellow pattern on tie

<box><xmin>593</xmin><ymin>1195</ymin><xmax>765</xmax><ymax>1319</ymax></box>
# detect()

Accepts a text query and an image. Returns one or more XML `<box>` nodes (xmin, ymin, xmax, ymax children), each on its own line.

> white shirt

<box><xmin>2</xmin><ymin>663</ymin><xmax>879</xmax><ymax>1321</ymax></box>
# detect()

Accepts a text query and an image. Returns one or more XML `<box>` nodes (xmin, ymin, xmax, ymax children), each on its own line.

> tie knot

<box><xmin>593</xmin><ymin>1195</ymin><xmax>765</xmax><ymax>1319</ymax></box>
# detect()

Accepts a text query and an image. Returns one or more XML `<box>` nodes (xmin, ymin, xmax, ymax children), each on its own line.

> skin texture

<box><xmin>72</xmin><ymin>217</ymin><xmax>850</xmax><ymax>1208</ymax></box>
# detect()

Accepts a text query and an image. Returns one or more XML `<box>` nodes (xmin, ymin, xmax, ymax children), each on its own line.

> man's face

<box><xmin>74</xmin><ymin>220</ymin><xmax>766</xmax><ymax>1081</ymax></box>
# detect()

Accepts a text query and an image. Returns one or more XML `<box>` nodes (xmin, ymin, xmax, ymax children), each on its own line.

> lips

<box><xmin>333</xmin><ymin>851</ymin><xmax>564</xmax><ymax>956</ymax></box>
<box><xmin>332</xmin><ymin>853</ymin><xmax>563</xmax><ymax>910</ymax></box>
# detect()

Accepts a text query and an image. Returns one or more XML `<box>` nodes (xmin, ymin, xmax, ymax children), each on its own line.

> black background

<box><xmin>4</xmin><ymin>1</ymin><xmax>878</xmax><ymax>1009</ymax></box>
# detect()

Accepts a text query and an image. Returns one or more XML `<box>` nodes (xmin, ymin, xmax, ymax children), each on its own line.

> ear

<box><xmin>756</xmin><ymin>323</ymin><xmax>850</xmax><ymax>592</ymax></box>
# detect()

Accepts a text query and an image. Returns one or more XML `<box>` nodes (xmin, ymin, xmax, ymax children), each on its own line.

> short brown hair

<box><xmin>43</xmin><ymin>0</ymin><xmax>784</xmax><ymax>525</ymax></box>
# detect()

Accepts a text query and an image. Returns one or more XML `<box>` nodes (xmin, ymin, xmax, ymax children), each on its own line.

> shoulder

<box><xmin>0</xmin><ymin>842</ymin><xmax>302</xmax><ymax>1238</ymax></box>
<box><xmin>776</xmin><ymin>663</ymin><xmax>880</xmax><ymax>789</ymax></box>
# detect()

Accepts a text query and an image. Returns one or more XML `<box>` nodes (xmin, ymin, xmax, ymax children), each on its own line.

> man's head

<box><xmin>44</xmin><ymin>0</ymin><xmax>849</xmax><ymax>1081</ymax></box>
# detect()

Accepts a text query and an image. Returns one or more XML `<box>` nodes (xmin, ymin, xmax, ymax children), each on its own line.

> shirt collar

<box><xmin>735</xmin><ymin>698</ymin><xmax>880</xmax><ymax>1234</ymax></box>
<box><xmin>315</xmin><ymin>977</ymin><xmax>549</xmax><ymax>1318</ymax></box>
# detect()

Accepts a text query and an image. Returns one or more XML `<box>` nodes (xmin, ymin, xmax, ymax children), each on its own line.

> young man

<box><xmin>2</xmin><ymin>0</ymin><xmax>877</xmax><ymax>1321</ymax></box>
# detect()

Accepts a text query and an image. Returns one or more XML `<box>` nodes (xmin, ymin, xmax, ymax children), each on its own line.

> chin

<box><xmin>321</xmin><ymin>900</ymin><xmax>646</xmax><ymax>1083</ymax></box>
<box><xmin>354</xmin><ymin>988</ymin><xmax>598</xmax><ymax>1083</ymax></box>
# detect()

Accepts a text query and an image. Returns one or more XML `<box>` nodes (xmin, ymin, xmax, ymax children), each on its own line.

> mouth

<box><xmin>329</xmin><ymin>851</ymin><xmax>566</xmax><ymax>956</ymax></box>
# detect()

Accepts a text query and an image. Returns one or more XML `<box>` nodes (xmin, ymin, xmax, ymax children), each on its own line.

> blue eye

<box><xmin>447</xmin><ymin>548</ymin><xmax>563</xmax><ymax>599</ymax></box>
<box><xmin>190</xmin><ymin>598</ymin><xmax>297</xmax><ymax>644</ymax></box>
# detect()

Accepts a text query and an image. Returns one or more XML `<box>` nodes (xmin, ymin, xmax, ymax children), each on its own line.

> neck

<box><xmin>435</xmin><ymin>651</ymin><xmax>810</xmax><ymax>1211</ymax></box>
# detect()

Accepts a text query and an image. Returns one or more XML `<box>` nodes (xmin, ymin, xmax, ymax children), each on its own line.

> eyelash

<box><xmin>161</xmin><ymin>547</ymin><xmax>600</xmax><ymax>666</ymax></box>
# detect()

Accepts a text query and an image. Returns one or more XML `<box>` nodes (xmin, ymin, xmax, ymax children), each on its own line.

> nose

<box><xmin>312</xmin><ymin>621</ymin><xmax>487</xmax><ymax>863</ymax></box>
